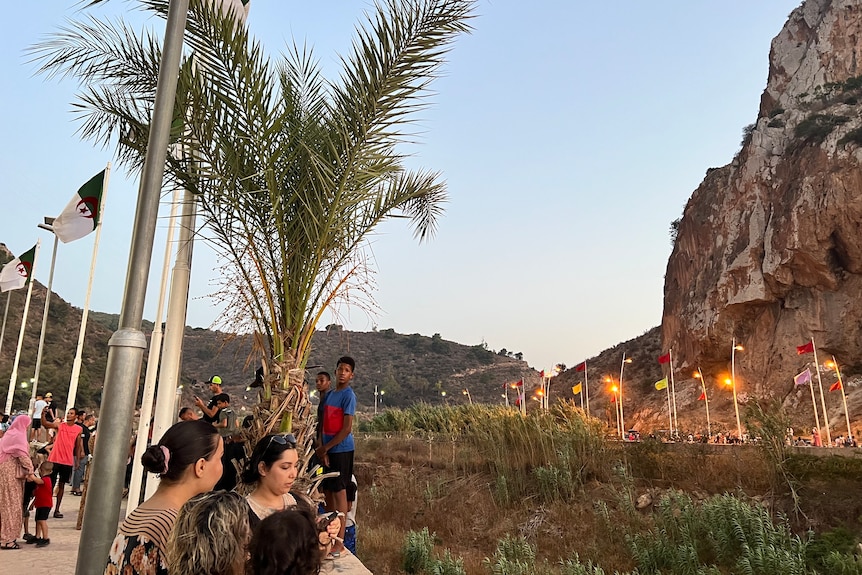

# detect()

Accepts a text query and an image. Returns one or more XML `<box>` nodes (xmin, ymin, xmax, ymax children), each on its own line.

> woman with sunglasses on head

<box><xmin>242</xmin><ymin>433</ymin><xmax>341</xmax><ymax>558</ymax></box>
<box><xmin>104</xmin><ymin>420</ymin><xmax>223</xmax><ymax>575</ymax></box>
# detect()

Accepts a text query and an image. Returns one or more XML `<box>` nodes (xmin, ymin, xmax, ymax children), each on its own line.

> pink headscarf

<box><xmin>0</xmin><ymin>415</ymin><xmax>31</xmax><ymax>464</ymax></box>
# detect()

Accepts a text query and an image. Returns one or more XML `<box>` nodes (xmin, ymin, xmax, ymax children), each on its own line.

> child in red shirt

<box><xmin>30</xmin><ymin>461</ymin><xmax>53</xmax><ymax>547</ymax></box>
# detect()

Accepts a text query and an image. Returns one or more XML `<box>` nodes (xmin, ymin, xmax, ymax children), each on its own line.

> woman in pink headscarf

<box><xmin>0</xmin><ymin>415</ymin><xmax>36</xmax><ymax>549</ymax></box>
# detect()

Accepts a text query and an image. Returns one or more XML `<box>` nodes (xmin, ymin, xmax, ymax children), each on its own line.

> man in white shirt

<box><xmin>30</xmin><ymin>393</ymin><xmax>48</xmax><ymax>442</ymax></box>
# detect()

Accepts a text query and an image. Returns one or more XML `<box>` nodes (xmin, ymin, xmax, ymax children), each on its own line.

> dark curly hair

<box><xmin>247</xmin><ymin>508</ymin><xmax>321</xmax><ymax>575</ymax></box>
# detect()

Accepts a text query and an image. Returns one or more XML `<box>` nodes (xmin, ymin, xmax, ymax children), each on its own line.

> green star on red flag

<box><xmin>52</xmin><ymin>170</ymin><xmax>105</xmax><ymax>243</ymax></box>
<box><xmin>0</xmin><ymin>244</ymin><xmax>37</xmax><ymax>292</ymax></box>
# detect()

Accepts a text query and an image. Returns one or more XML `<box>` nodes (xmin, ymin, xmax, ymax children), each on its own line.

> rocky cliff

<box><xmin>663</xmin><ymin>0</ymin><xmax>862</xmax><ymax>423</ymax></box>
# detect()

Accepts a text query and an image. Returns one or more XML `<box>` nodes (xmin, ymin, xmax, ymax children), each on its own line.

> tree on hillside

<box><xmin>31</xmin><ymin>0</ymin><xmax>475</xmax><ymax>439</ymax></box>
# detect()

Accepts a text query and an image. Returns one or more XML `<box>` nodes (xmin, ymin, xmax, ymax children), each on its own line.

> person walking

<box><xmin>30</xmin><ymin>394</ymin><xmax>47</xmax><ymax>442</ymax></box>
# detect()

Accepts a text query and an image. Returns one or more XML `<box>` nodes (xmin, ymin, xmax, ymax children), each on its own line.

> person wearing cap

<box><xmin>194</xmin><ymin>376</ymin><xmax>224</xmax><ymax>424</ymax></box>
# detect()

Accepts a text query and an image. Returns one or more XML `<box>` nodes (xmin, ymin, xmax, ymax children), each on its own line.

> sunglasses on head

<box><xmin>265</xmin><ymin>433</ymin><xmax>297</xmax><ymax>451</ymax></box>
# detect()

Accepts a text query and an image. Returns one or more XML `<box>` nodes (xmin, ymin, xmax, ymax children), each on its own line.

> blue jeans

<box><xmin>71</xmin><ymin>456</ymin><xmax>88</xmax><ymax>490</ymax></box>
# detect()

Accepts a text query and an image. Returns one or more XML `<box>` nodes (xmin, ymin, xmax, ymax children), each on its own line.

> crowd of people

<box><xmin>0</xmin><ymin>354</ymin><xmax>361</xmax><ymax>575</ymax></box>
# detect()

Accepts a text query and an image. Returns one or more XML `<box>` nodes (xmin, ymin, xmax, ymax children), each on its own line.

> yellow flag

<box><xmin>654</xmin><ymin>377</ymin><xmax>668</xmax><ymax>391</ymax></box>
<box><xmin>572</xmin><ymin>383</ymin><xmax>582</xmax><ymax>395</ymax></box>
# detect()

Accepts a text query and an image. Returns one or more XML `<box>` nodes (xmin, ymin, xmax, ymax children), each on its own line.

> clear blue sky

<box><xmin>0</xmin><ymin>1</ymin><xmax>800</xmax><ymax>372</ymax></box>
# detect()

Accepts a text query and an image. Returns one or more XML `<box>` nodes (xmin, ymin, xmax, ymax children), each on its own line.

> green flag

<box><xmin>654</xmin><ymin>377</ymin><xmax>668</xmax><ymax>391</ymax></box>
<box><xmin>52</xmin><ymin>170</ymin><xmax>105</xmax><ymax>244</ymax></box>
<box><xmin>0</xmin><ymin>244</ymin><xmax>37</xmax><ymax>292</ymax></box>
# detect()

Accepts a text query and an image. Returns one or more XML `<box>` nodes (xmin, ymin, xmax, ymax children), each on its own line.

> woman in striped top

<box><xmin>104</xmin><ymin>420</ymin><xmax>224</xmax><ymax>575</ymax></box>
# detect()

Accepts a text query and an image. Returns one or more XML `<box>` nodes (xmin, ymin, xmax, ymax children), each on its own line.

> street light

<box><xmin>693</xmin><ymin>368</ymin><xmax>711</xmax><ymax>439</ymax></box>
<box><xmin>374</xmin><ymin>385</ymin><xmax>386</xmax><ymax>414</ymax></box>
<box><xmin>29</xmin><ymin>217</ymin><xmax>59</xmax><ymax>416</ymax></box>
<box><xmin>609</xmin><ymin>382</ymin><xmax>621</xmax><ymax>437</ymax></box>
<box><xmin>462</xmin><ymin>388</ymin><xmax>472</xmax><ymax>405</ymax></box>
<box><xmin>730</xmin><ymin>338</ymin><xmax>743</xmax><ymax>440</ymax></box>
<box><xmin>619</xmin><ymin>353</ymin><xmax>632</xmax><ymax>438</ymax></box>
<box><xmin>825</xmin><ymin>357</ymin><xmax>852</xmax><ymax>442</ymax></box>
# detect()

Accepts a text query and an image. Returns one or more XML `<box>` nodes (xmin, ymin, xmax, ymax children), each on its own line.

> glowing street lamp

<box><xmin>609</xmin><ymin>382</ymin><xmax>621</xmax><ymax>437</ymax></box>
<box><xmin>693</xmin><ymin>368</ymin><xmax>711</xmax><ymax>439</ymax></box>
<box><xmin>730</xmin><ymin>338</ymin><xmax>743</xmax><ymax>440</ymax></box>
<box><xmin>462</xmin><ymin>388</ymin><xmax>472</xmax><ymax>405</ymax></box>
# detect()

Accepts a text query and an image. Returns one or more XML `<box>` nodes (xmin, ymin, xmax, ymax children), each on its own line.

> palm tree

<box><xmin>31</xmin><ymin>0</ymin><xmax>474</xmax><ymax>442</ymax></box>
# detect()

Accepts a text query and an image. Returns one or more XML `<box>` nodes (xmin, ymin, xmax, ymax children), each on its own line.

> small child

<box><xmin>30</xmin><ymin>461</ymin><xmax>53</xmax><ymax>547</ymax></box>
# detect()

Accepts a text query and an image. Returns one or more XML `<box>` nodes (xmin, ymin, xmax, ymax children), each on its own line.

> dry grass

<box><xmin>353</xmin><ymin>405</ymin><xmax>862</xmax><ymax>574</ymax></box>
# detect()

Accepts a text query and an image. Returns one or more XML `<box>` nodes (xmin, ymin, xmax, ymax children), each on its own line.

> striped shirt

<box><xmin>105</xmin><ymin>507</ymin><xmax>178</xmax><ymax>575</ymax></box>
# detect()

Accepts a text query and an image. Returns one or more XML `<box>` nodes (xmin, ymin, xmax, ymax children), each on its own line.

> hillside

<box><xmin>0</xmin><ymin>245</ymin><xmax>533</xmax><ymax>414</ymax></box>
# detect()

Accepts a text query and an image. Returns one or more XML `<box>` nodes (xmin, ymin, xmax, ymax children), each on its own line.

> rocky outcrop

<box><xmin>663</xmin><ymin>0</ymin><xmax>862</xmax><ymax>410</ymax></box>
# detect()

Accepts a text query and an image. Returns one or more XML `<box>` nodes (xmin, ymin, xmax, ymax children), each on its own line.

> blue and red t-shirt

<box><xmin>322</xmin><ymin>387</ymin><xmax>356</xmax><ymax>454</ymax></box>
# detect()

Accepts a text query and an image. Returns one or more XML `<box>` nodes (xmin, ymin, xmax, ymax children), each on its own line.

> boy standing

<box><xmin>30</xmin><ymin>461</ymin><xmax>53</xmax><ymax>547</ymax></box>
<box><xmin>316</xmin><ymin>356</ymin><xmax>357</xmax><ymax>555</ymax></box>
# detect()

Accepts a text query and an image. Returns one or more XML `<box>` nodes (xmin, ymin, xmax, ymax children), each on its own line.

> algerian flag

<box><xmin>654</xmin><ymin>377</ymin><xmax>668</xmax><ymax>391</ymax></box>
<box><xmin>52</xmin><ymin>171</ymin><xmax>105</xmax><ymax>243</ymax></box>
<box><xmin>0</xmin><ymin>244</ymin><xmax>37</xmax><ymax>292</ymax></box>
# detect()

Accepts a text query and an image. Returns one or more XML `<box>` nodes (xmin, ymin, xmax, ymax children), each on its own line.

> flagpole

<box><xmin>4</xmin><ymin>241</ymin><xmax>40</xmax><ymax>415</ymax></box>
<box><xmin>584</xmin><ymin>362</ymin><xmax>590</xmax><ymax>417</ymax></box>
<box><xmin>127</xmin><ymin>186</ymin><xmax>181</xmax><ymax>516</ymax></box>
<box><xmin>831</xmin><ymin>356</ymin><xmax>852</xmax><ymax>442</ymax></box>
<box><xmin>806</xmin><ymin>368</ymin><xmax>821</xmax><ymax>442</ymax></box>
<box><xmin>29</xmin><ymin>230</ymin><xmax>59</xmax><ymax>414</ymax></box>
<box><xmin>66</xmin><ymin>164</ymin><xmax>111</xmax><ymax>409</ymax></box>
<box><xmin>664</xmin><ymin>377</ymin><xmax>673</xmax><ymax>438</ymax></box>
<box><xmin>810</xmin><ymin>337</ymin><xmax>832</xmax><ymax>446</ymax></box>
<box><xmin>0</xmin><ymin>292</ymin><xmax>11</xmax><ymax>374</ymax></box>
<box><xmin>669</xmin><ymin>349</ymin><xmax>678</xmax><ymax>437</ymax></box>
<box><xmin>696</xmin><ymin>366</ymin><xmax>711</xmax><ymax>440</ymax></box>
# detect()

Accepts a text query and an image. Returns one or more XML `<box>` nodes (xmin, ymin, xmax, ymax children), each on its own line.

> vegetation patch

<box><xmin>794</xmin><ymin>114</ymin><xmax>849</xmax><ymax>144</ymax></box>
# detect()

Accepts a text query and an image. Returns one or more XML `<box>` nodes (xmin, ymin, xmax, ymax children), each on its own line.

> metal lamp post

<box><xmin>693</xmin><ymin>368</ymin><xmax>711</xmax><ymax>440</ymax></box>
<box><xmin>730</xmin><ymin>338</ymin><xmax>744</xmax><ymax>441</ymax></box>
<box><xmin>619</xmin><ymin>352</ymin><xmax>632</xmax><ymax>438</ymax></box>
<box><xmin>825</xmin><ymin>357</ymin><xmax>852</xmax><ymax>442</ymax></box>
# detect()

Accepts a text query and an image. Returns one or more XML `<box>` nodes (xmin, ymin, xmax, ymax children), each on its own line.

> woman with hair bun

<box><xmin>104</xmin><ymin>420</ymin><xmax>223</xmax><ymax>575</ymax></box>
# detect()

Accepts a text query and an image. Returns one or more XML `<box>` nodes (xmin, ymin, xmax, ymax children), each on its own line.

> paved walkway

<box><xmin>3</xmin><ymin>493</ymin><xmax>90</xmax><ymax>574</ymax></box>
<box><xmin>2</xmin><ymin>494</ymin><xmax>372</xmax><ymax>574</ymax></box>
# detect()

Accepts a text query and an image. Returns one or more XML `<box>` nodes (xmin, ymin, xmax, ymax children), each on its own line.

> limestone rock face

<box><xmin>663</xmin><ymin>0</ymin><xmax>862</xmax><ymax>402</ymax></box>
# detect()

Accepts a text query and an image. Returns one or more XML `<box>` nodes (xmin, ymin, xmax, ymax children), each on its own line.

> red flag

<box><xmin>574</xmin><ymin>362</ymin><xmax>586</xmax><ymax>372</ymax></box>
<box><xmin>796</xmin><ymin>341</ymin><xmax>814</xmax><ymax>355</ymax></box>
<box><xmin>830</xmin><ymin>381</ymin><xmax>842</xmax><ymax>392</ymax></box>
<box><xmin>539</xmin><ymin>370</ymin><xmax>545</xmax><ymax>378</ymax></box>
<box><xmin>698</xmin><ymin>391</ymin><xmax>706</xmax><ymax>401</ymax></box>
<box><xmin>610</xmin><ymin>395</ymin><xmax>616</xmax><ymax>403</ymax></box>
<box><xmin>657</xmin><ymin>352</ymin><xmax>671</xmax><ymax>364</ymax></box>
<box><xmin>514</xmin><ymin>379</ymin><xmax>523</xmax><ymax>387</ymax></box>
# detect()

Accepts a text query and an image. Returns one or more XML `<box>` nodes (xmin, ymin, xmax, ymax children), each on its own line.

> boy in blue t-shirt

<box><xmin>316</xmin><ymin>355</ymin><xmax>357</xmax><ymax>556</ymax></box>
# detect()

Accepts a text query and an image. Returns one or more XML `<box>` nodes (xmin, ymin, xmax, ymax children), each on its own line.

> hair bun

<box><xmin>141</xmin><ymin>444</ymin><xmax>167</xmax><ymax>474</ymax></box>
